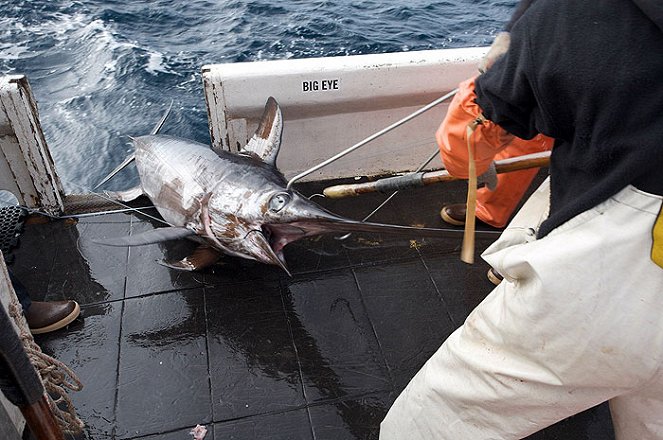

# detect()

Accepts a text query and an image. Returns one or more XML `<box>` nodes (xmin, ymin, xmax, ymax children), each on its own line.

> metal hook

<box><xmin>286</xmin><ymin>89</ymin><xmax>458</xmax><ymax>190</ymax></box>
<box><xmin>334</xmin><ymin>148</ymin><xmax>442</xmax><ymax>241</ymax></box>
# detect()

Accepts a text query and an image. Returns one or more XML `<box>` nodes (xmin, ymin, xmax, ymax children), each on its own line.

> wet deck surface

<box><xmin>10</xmin><ymin>177</ymin><xmax>614</xmax><ymax>439</ymax></box>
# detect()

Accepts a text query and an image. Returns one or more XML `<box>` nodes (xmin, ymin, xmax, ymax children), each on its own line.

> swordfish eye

<box><xmin>268</xmin><ymin>192</ymin><xmax>291</xmax><ymax>212</ymax></box>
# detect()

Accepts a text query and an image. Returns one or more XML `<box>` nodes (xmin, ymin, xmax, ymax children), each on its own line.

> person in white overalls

<box><xmin>380</xmin><ymin>0</ymin><xmax>663</xmax><ymax>438</ymax></box>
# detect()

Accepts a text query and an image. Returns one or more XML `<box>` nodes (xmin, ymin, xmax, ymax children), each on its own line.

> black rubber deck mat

<box><xmin>0</xmin><ymin>206</ymin><xmax>25</xmax><ymax>262</ymax></box>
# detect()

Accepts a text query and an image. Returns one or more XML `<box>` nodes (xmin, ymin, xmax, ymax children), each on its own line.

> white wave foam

<box><xmin>0</xmin><ymin>41</ymin><xmax>31</xmax><ymax>61</ymax></box>
<box><xmin>145</xmin><ymin>50</ymin><xmax>176</xmax><ymax>76</ymax></box>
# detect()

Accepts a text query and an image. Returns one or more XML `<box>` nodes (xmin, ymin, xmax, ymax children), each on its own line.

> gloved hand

<box><xmin>477</xmin><ymin>161</ymin><xmax>497</xmax><ymax>191</ymax></box>
<box><xmin>478</xmin><ymin>32</ymin><xmax>511</xmax><ymax>73</ymax></box>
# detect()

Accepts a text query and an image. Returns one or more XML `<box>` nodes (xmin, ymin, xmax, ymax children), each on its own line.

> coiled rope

<box><xmin>7</xmin><ymin>293</ymin><xmax>84</xmax><ymax>435</ymax></box>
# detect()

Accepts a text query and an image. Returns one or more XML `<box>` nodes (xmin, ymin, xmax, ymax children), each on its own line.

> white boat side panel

<box><xmin>228</xmin><ymin>118</ymin><xmax>247</xmax><ymax>153</ymax></box>
<box><xmin>202</xmin><ymin>74</ymin><xmax>229</xmax><ymax>153</ymax></box>
<box><xmin>202</xmin><ymin>47</ymin><xmax>487</xmax><ymax>180</ymax></box>
<box><xmin>0</xmin><ymin>95</ymin><xmax>35</xmax><ymax>202</ymax></box>
<box><xmin>0</xmin><ymin>75</ymin><xmax>64</xmax><ymax>212</ymax></box>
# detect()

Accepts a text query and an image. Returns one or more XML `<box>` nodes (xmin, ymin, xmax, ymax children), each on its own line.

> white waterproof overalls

<box><xmin>381</xmin><ymin>179</ymin><xmax>663</xmax><ymax>439</ymax></box>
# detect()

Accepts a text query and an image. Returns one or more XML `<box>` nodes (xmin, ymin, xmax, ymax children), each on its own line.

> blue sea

<box><xmin>0</xmin><ymin>0</ymin><xmax>518</xmax><ymax>192</ymax></box>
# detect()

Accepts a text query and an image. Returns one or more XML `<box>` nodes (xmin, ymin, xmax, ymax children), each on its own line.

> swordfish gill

<box><xmin>94</xmin><ymin>97</ymin><xmax>461</xmax><ymax>274</ymax></box>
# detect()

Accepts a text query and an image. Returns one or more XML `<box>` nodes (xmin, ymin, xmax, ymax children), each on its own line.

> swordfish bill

<box><xmin>94</xmin><ymin>97</ymin><xmax>473</xmax><ymax>273</ymax></box>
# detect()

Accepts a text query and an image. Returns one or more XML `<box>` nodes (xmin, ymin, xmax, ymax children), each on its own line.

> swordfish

<box><xmin>94</xmin><ymin>97</ymin><xmax>461</xmax><ymax>273</ymax></box>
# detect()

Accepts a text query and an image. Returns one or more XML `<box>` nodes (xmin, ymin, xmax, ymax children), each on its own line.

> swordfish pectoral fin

<box><xmin>93</xmin><ymin>226</ymin><xmax>195</xmax><ymax>247</ymax></box>
<box><xmin>158</xmin><ymin>245</ymin><xmax>222</xmax><ymax>271</ymax></box>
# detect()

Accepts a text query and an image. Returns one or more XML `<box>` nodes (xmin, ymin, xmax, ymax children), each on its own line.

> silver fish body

<box><xmin>96</xmin><ymin>97</ymin><xmax>469</xmax><ymax>273</ymax></box>
<box><xmin>134</xmin><ymin>134</ymin><xmax>298</xmax><ymax>267</ymax></box>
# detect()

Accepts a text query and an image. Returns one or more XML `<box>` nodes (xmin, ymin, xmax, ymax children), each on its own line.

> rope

<box><xmin>7</xmin><ymin>294</ymin><xmax>84</xmax><ymax>435</ymax></box>
<box><xmin>460</xmin><ymin>115</ymin><xmax>487</xmax><ymax>264</ymax></box>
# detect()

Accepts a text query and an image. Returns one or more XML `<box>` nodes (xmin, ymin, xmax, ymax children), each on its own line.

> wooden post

<box><xmin>0</xmin><ymin>75</ymin><xmax>64</xmax><ymax>214</ymax></box>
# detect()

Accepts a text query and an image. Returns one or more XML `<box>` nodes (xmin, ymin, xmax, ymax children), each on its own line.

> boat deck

<box><xmin>10</xmin><ymin>176</ymin><xmax>613</xmax><ymax>439</ymax></box>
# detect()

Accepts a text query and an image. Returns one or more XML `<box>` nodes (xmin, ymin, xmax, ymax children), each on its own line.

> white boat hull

<box><xmin>202</xmin><ymin>47</ymin><xmax>487</xmax><ymax>181</ymax></box>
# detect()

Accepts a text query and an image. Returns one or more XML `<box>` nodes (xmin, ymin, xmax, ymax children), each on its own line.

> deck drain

<box><xmin>0</xmin><ymin>206</ymin><xmax>26</xmax><ymax>260</ymax></box>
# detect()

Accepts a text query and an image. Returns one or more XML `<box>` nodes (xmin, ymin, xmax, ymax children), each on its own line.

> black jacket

<box><xmin>505</xmin><ymin>0</ymin><xmax>536</xmax><ymax>32</ymax></box>
<box><xmin>475</xmin><ymin>0</ymin><xmax>663</xmax><ymax>237</ymax></box>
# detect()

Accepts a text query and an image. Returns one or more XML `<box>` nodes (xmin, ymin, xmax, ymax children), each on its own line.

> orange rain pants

<box><xmin>436</xmin><ymin>77</ymin><xmax>553</xmax><ymax>228</ymax></box>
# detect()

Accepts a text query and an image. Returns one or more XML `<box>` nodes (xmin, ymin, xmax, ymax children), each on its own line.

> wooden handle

<box><xmin>323</xmin><ymin>184</ymin><xmax>363</xmax><ymax>198</ymax></box>
<box><xmin>21</xmin><ymin>395</ymin><xmax>65</xmax><ymax>440</ymax></box>
<box><xmin>323</xmin><ymin>151</ymin><xmax>551</xmax><ymax>199</ymax></box>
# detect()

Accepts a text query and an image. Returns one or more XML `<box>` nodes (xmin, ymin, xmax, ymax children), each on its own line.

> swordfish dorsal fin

<box><xmin>240</xmin><ymin>97</ymin><xmax>283</xmax><ymax>167</ymax></box>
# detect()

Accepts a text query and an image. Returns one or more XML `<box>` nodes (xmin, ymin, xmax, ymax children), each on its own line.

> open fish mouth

<box><xmin>243</xmin><ymin>228</ymin><xmax>291</xmax><ymax>275</ymax></box>
<box><xmin>262</xmin><ymin>223</ymin><xmax>315</xmax><ymax>254</ymax></box>
<box><xmin>248</xmin><ymin>222</ymin><xmax>331</xmax><ymax>271</ymax></box>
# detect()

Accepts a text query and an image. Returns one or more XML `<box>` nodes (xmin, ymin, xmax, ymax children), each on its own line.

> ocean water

<box><xmin>0</xmin><ymin>0</ymin><xmax>518</xmax><ymax>192</ymax></box>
